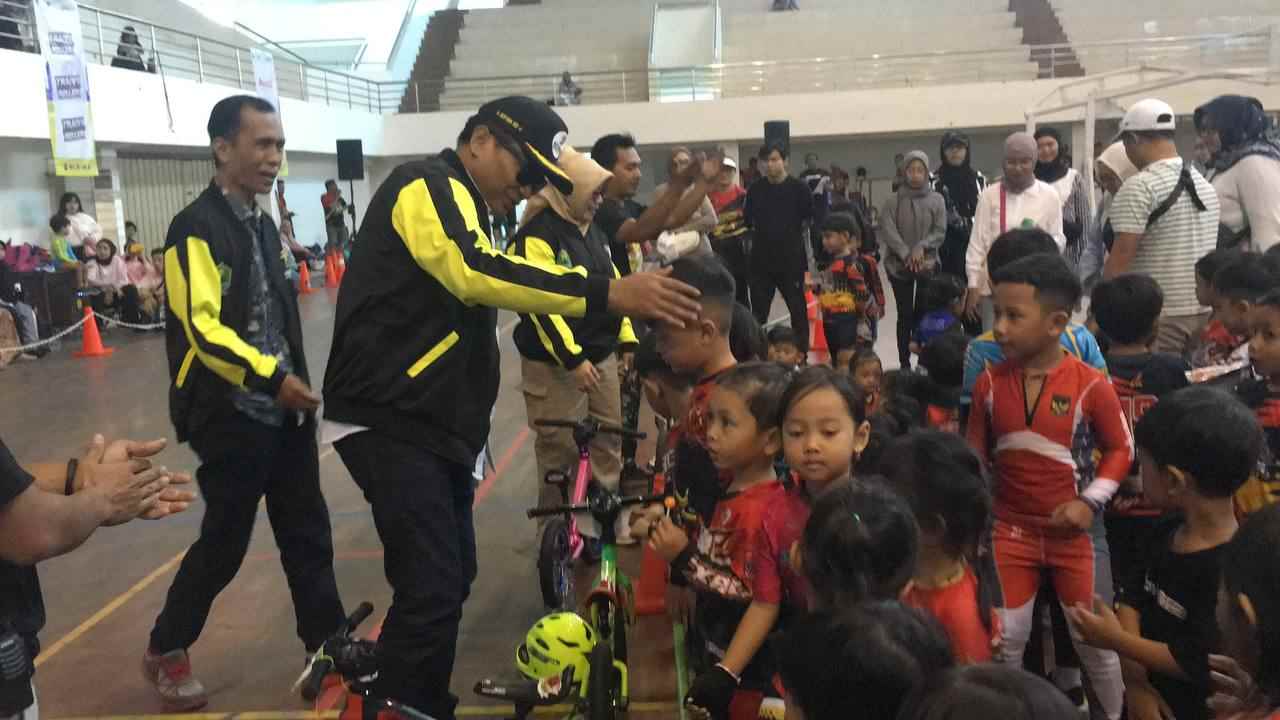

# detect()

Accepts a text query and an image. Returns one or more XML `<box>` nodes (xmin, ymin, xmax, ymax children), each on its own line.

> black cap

<box><xmin>473</xmin><ymin>96</ymin><xmax>573</xmax><ymax>195</ymax></box>
<box><xmin>821</xmin><ymin>211</ymin><xmax>859</xmax><ymax>236</ymax></box>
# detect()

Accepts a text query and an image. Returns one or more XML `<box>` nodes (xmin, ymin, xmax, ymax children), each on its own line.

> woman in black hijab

<box><xmin>933</xmin><ymin>131</ymin><xmax>985</xmax><ymax>279</ymax></box>
<box><xmin>1033</xmin><ymin>127</ymin><xmax>1090</xmax><ymax>271</ymax></box>
<box><xmin>1195</xmin><ymin>94</ymin><xmax>1280</xmax><ymax>251</ymax></box>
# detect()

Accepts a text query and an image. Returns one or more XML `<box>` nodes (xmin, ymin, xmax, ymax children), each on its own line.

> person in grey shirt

<box><xmin>879</xmin><ymin>149</ymin><xmax>946</xmax><ymax>369</ymax></box>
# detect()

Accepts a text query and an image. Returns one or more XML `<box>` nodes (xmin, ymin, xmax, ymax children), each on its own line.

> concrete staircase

<box><xmin>398</xmin><ymin>9</ymin><xmax>465</xmax><ymax>114</ymax></box>
<box><xmin>1009</xmin><ymin>0</ymin><xmax>1084</xmax><ymax>78</ymax></box>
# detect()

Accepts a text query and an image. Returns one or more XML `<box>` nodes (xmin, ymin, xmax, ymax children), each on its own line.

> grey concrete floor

<box><xmin>0</xmin><ymin>279</ymin><xmax>903</xmax><ymax>719</ymax></box>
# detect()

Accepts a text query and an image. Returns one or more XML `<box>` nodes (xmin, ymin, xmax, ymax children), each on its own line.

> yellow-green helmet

<box><xmin>515</xmin><ymin>612</ymin><xmax>596</xmax><ymax>683</ymax></box>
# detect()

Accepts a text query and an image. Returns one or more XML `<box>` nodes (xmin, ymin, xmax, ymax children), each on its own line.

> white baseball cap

<box><xmin>1115</xmin><ymin>98</ymin><xmax>1176</xmax><ymax>139</ymax></box>
<box><xmin>721</xmin><ymin>156</ymin><xmax>738</xmax><ymax>170</ymax></box>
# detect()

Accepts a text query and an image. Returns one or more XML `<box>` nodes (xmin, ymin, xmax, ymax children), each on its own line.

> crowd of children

<box><xmin>620</xmin><ymin>240</ymin><xmax>1280</xmax><ymax>720</ymax></box>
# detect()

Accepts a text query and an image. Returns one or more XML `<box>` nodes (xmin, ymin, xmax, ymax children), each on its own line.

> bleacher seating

<box><xmin>1051</xmin><ymin>0</ymin><xmax>1280</xmax><ymax>74</ymax></box>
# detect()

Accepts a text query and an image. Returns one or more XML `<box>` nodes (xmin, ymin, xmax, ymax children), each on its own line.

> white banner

<box><xmin>250</xmin><ymin>48</ymin><xmax>288</xmax><ymax>177</ymax></box>
<box><xmin>35</xmin><ymin>0</ymin><xmax>97</xmax><ymax>176</ymax></box>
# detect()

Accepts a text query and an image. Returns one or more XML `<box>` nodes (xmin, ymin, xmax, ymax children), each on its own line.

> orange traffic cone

<box><xmin>634</xmin><ymin>473</ymin><xmax>669</xmax><ymax>616</ymax></box>
<box><xmin>73</xmin><ymin>306</ymin><xmax>113</xmax><ymax>358</ymax></box>
<box><xmin>297</xmin><ymin>261</ymin><xmax>313</xmax><ymax>295</ymax></box>
<box><xmin>811</xmin><ymin>312</ymin><xmax>829</xmax><ymax>358</ymax></box>
<box><xmin>324</xmin><ymin>253</ymin><xmax>339</xmax><ymax>289</ymax></box>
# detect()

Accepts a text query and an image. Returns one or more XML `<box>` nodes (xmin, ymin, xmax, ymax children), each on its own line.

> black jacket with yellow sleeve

<box><xmin>322</xmin><ymin>150</ymin><xmax>611</xmax><ymax>466</ymax></box>
<box><xmin>163</xmin><ymin>181</ymin><xmax>309</xmax><ymax>453</ymax></box>
<box><xmin>510</xmin><ymin>210</ymin><xmax>637</xmax><ymax>370</ymax></box>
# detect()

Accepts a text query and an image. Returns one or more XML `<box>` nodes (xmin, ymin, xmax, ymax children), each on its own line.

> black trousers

<box><xmin>712</xmin><ymin>239</ymin><xmax>752</xmax><ymax>310</ymax></box>
<box><xmin>150</xmin><ymin>418</ymin><xmax>344</xmax><ymax>654</ymax></box>
<box><xmin>336</xmin><ymin>431</ymin><xmax>478</xmax><ymax>720</ymax></box>
<box><xmin>887</xmin><ymin>272</ymin><xmax>925</xmax><ymax>368</ymax></box>
<box><xmin>749</xmin><ymin>268</ymin><xmax>808</xmax><ymax>353</ymax></box>
<box><xmin>90</xmin><ymin>284</ymin><xmax>141</xmax><ymax>324</ymax></box>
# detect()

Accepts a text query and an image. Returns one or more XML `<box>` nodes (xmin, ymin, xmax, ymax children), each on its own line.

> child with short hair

<box><xmin>1068</xmin><ymin>386</ymin><xmax>1264</xmax><ymax>720</ymax></box>
<box><xmin>648</xmin><ymin>363</ymin><xmax>792</xmax><ymax>720</ymax></box>
<box><xmin>774</xmin><ymin>602</ymin><xmax>954</xmax><ymax>720</ymax></box>
<box><xmin>910</xmin><ymin>273</ymin><xmax>965</xmax><ymax>356</ymax></box>
<box><xmin>1091</xmin><ymin>274</ymin><xmax>1189</xmax><ymax>593</ymax></box>
<box><xmin>882</xmin><ymin>431</ymin><xmax>1001</xmax><ymax>663</ymax></box>
<box><xmin>1210</xmin><ymin>503</ymin><xmax>1280</xmax><ymax>719</ymax></box>
<box><xmin>847</xmin><ymin>348</ymin><xmax>883</xmax><ymax>415</ymax></box>
<box><xmin>1188</xmin><ymin>248</ymin><xmax>1246</xmax><ymax>369</ymax></box>
<box><xmin>918</xmin><ymin>332</ymin><xmax>967</xmax><ymax>433</ymax></box>
<box><xmin>766</xmin><ymin>326</ymin><xmax>802</xmax><ymax>368</ymax></box>
<box><xmin>1193</xmin><ymin>253</ymin><xmax>1274</xmax><ymax>385</ymax></box>
<box><xmin>815</xmin><ymin>211</ymin><xmax>885</xmax><ymax>370</ymax></box>
<box><xmin>967</xmin><ymin>252</ymin><xmax>1130</xmax><ymax>720</ymax></box>
<box><xmin>1235</xmin><ymin>288</ymin><xmax>1280</xmax><ymax>515</ymax></box>
<box><xmin>634</xmin><ymin>332</ymin><xmax>693</xmax><ymax>483</ymax></box>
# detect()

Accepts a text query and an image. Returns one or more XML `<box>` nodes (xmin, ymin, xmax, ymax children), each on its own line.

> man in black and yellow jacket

<box><xmin>143</xmin><ymin>95</ymin><xmax>345</xmax><ymax>712</ymax></box>
<box><xmin>509</xmin><ymin>146</ymin><xmax>638</xmax><ymax>544</ymax></box>
<box><xmin>321</xmin><ymin>96</ymin><xmax>701</xmax><ymax>719</ymax></box>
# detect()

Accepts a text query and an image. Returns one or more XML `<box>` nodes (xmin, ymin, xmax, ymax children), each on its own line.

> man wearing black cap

<box><xmin>321</xmin><ymin>96</ymin><xmax>701</xmax><ymax>718</ymax></box>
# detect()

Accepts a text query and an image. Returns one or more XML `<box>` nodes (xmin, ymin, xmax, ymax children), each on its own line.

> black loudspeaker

<box><xmin>336</xmin><ymin>139</ymin><xmax>364</xmax><ymax>180</ymax></box>
<box><xmin>763</xmin><ymin>120</ymin><xmax>790</xmax><ymax>156</ymax></box>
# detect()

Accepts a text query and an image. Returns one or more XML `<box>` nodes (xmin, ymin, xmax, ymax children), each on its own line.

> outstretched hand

<box><xmin>608</xmin><ymin>268</ymin><xmax>701</xmax><ymax>328</ymax></box>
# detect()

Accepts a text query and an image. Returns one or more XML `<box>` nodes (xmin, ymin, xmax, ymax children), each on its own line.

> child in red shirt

<box><xmin>882</xmin><ymin>430</ymin><xmax>1000</xmax><ymax>663</ymax></box>
<box><xmin>648</xmin><ymin>363</ymin><xmax>794</xmax><ymax>720</ymax></box>
<box><xmin>966</xmin><ymin>253</ymin><xmax>1131</xmax><ymax>720</ymax></box>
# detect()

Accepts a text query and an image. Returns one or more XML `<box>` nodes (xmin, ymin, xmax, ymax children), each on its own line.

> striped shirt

<box><xmin>1110</xmin><ymin>158</ymin><xmax>1219</xmax><ymax>317</ymax></box>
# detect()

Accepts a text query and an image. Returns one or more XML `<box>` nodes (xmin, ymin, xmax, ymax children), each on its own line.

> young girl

<box><xmin>847</xmin><ymin>348</ymin><xmax>883</xmax><ymax>415</ymax></box>
<box><xmin>1210</xmin><ymin>503</ymin><xmax>1280</xmax><ymax>720</ymax></box>
<box><xmin>647</xmin><ymin>362</ymin><xmax>792</xmax><ymax>720</ymax></box>
<box><xmin>880</xmin><ymin>430</ymin><xmax>1001</xmax><ymax>663</ymax></box>
<box><xmin>910</xmin><ymin>273</ymin><xmax>965</xmax><ymax>355</ymax></box>
<box><xmin>799</xmin><ymin>477</ymin><xmax>919</xmax><ymax>609</ymax></box>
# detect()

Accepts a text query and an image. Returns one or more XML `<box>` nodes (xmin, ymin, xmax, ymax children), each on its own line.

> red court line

<box><xmin>316</xmin><ymin>427</ymin><xmax>529</xmax><ymax>714</ymax></box>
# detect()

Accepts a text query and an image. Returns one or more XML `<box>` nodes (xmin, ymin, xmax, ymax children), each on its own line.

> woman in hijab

<box><xmin>1034</xmin><ymin>127</ymin><xmax>1092</xmax><ymax>273</ymax></box>
<box><xmin>1077</xmin><ymin>141</ymin><xmax>1138</xmax><ymax>291</ymax></box>
<box><xmin>59</xmin><ymin>192</ymin><xmax>101</xmax><ymax>260</ymax></box>
<box><xmin>508</xmin><ymin>146</ymin><xmax>639</xmax><ymax>542</ymax></box>
<box><xmin>933</xmin><ymin>131</ymin><xmax>987</xmax><ymax>280</ymax></box>
<box><xmin>880</xmin><ymin>149</ymin><xmax>947</xmax><ymax>369</ymax></box>
<box><xmin>85</xmin><ymin>238</ymin><xmax>143</xmax><ymax>324</ymax></box>
<box><xmin>1195</xmin><ymin>94</ymin><xmax>1280</xmax><ymax>251</ymax></box>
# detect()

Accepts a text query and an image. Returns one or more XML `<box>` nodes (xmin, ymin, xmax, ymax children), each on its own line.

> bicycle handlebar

<box><xmin>300</xmin><ymin>602</ymin><xmax>374</xmax><ymax>701</ymax></box>
<box><xmin>527</xmin><ymin>493</ymin><xmax>665</xmax><ymax>519</ymax></box>
<box><xmin>533</xmin><ymin>418</ymin><xmax>647</xmax><ymax>440</ymax></box>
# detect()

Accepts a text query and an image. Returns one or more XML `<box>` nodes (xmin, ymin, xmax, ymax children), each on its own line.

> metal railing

<box><xmin>1</xmin><ymin>1</ymin><xmax>1274</xmax><ymax>115</ymax></box>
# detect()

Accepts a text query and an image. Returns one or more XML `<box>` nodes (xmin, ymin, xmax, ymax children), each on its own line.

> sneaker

<box><xmin>142</xmin><ymin>648</ymin><xmax>208</xmax><ymax>711</ymax></box>
<box><xmin>1062</xmin><ymin>685</ymin><xmax>1088</xmax><ymax>714</ymax></box>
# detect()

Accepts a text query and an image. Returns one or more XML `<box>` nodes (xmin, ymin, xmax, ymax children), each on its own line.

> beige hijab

<box><xmin>519</xmin><ymin>146</ymin><xmax>613</xmax><ymax>234</ymax></box>
<box><xmin>1096</xmin><ymin>141</ymin><xmax>1138</xmax><ymax>187</ymax></box>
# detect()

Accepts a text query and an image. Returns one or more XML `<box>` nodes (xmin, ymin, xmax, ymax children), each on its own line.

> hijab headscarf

<box><xmin>936</xmin><ymin>130</ymin><xmax>981</xmax><ymax>217</ymax></box>
<box><xmin>519</xmin><ymin>146</ymin><xmax>613</xmax><ymax>234</ymax></box>
<box><xmin>1033</xmin><ymin>127</ymin><xmax>1071</xmax><ymax>183</ymax></box>
<box><xmin>891</xmin><ymin>150</ymin><xmax>937</xmax><ymax>250</ymax></box>
<box><xmin>1096</xmin><ymin>141</ymin><xmax>1137</xmax><ymax>192</ymax></box>
<box><xmin>1194</xmin><ymin>94</ymin><xmax>1280</xmax><ymax>173</ymax></box>
<box><xmin>1003</xmin><ymin>133</ymin><xmax>1038</xmax><ymax>192</ymax></box>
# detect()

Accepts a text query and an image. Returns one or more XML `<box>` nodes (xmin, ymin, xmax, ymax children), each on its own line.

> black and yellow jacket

<box><xmin>322</xmin><ymin>150</ymin><xmax>611</xmax><ymax>466</ymax></box>
<box><xmin>509</xmin><ymin>210</ymin><xmax>637</xmax><ymax>370</ymax></box>
<box><xmin>163</xmin><ymin>182</ymin><xmax>309</xmax><ymax>452</ymax></box>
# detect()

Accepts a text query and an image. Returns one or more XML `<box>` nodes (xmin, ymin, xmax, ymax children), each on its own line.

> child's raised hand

<box><xmin>1064</xmin><ymin>595</ymin><xmax>1124</xmax><ymax>652</ymax></box>
<box><xmin>1208</xmin><ymin>653</ymin><xmax>1261</xmax><ymax>717</ymax></box>
<box><xmin>648</xmin><ymin>516</ymin><xmax>690</xmax><ymax>562</ymax></box>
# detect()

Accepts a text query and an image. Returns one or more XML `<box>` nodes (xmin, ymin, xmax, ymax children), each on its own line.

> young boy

<box><xmin>1068</xmin><ymin>386</ymin><xmax>1264</xmax><ymax>720</ymax></box>
<box><xmin>918</xmin><ymin>331</ymin><xmax>967</xmax><ymax>434</ymax></box>
<box><xmin>1187</xmin><ymin>248</ymin><xmax>1243</xmax><ymax>369</ymax></box>
<box><xmin>966</xmin><ymin>253</ymin><xmax>1130</xmax><ymax>720</ymax></box>
<box><xmin>910</xmin><ymin>273</ymin><xmax>965</xmax><ymax>356</ymax></box>
<box><xmin>1090</xmin><ymin>273</ymin><xmax>1189</xmax><ymax>596</ymax></box>
<box><xmin>1235</xmin><ymin>288</ymin><xmax>1280</xmax><ymax>515</ymax></box>
<box><xmin>815</xmin><ymin>212</ymin><xmax>884</xmax><ymax>370</ymax></box>
<box><xmin>634</xmin><ymin>332</ymin><xmax>693</xmax><ymax>483</ymax></box>
<box><xmin>1192</xmin><ymin>253</ymin><xmax>1274</xmax><ymax>385</ymax></box>
<box><xmin>766</xmin><ymin>326</ymin><xmax>803</xmax><ymax>368</ymax></box>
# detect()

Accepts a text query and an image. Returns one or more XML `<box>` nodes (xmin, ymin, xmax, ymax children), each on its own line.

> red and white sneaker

<box><xmin>142</xmin><ymin>648</ymin><xmax>208</xmax><ymax>711</ymax></box>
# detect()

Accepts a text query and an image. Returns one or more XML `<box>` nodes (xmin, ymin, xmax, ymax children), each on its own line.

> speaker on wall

<box><xmin>763</xmin><ymin>120</ymin><xmax>790</xmax><ymax>156</ymax></box>
<box><xmin>336</xmin><ymin>139</ymin><xmax>365</xmax><ymax>180</ymax></box>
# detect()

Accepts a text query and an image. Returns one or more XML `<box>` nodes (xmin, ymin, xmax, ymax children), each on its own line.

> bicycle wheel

<box><xmin>537</xmin><ymin>517</ymin><xmax>574</xmax><ymax>609</ymax></box>
<box><xmin>586</xmin><ymin>642</ymin><xmax>616</xmax><ymax>720</ymax></box>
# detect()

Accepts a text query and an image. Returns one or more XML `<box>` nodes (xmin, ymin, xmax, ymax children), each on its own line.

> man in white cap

<box><xmin>1105</xmin><ymin>98</ymin><xmax>1219</xmax><ymax>355</ymax></box>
